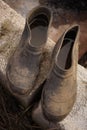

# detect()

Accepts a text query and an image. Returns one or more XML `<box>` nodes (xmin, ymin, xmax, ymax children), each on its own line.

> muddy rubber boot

<box><xmin>42</xmin><ymin>25</ymin><xmax>80</xmax><ymax>122</ymax></box>
<box><xmin>32</xmin><ymin>25</ymin><xmax>80</xmax><ymax>127</ymax></box>
<box><xmin>6</xmin><ymin>6</ymin><xmax>52</xmax><ymax>107</ymax></box>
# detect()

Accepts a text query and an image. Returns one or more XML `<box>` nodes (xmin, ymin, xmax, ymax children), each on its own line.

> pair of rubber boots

<box><xmin>6</xmin><ymin>6</ymin><xmax>79</xmax><ymax>129</ymax></box>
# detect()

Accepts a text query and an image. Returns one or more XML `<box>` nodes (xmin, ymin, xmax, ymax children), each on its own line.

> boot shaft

<box><xmin>22</xmin><ymin>6</ymin><xmax>52</xmax><ymax>54</ymax></box>
<box><xmin>54</xmin><ymin>25</ymin><xmax>80</xmax><ymax>77</ymax></box>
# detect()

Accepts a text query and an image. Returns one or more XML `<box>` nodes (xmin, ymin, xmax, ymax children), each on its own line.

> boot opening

<box><xmin>30</xmin><ymin>14</ymin><xmax>49</xmax><ymax>47</ymax></box>
<box><xmin>57</xmin><ymin>26</ymin><xmax>79</xmax><ymax>70</ymax></box>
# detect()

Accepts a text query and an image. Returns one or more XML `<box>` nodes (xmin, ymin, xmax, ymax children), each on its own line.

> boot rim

<box><xmin>26</xmin><ymin>5</ymin><xmax>52</xmax><ymax>49</ymax></box>
<box><xmin>55</xmin><ymin>24</ymin><xmax>80</xmax><ymax>73</ymax></box>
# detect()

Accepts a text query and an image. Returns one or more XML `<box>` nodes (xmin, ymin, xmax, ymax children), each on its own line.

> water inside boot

<box><xmin>30</xmin><ymin>14</ymin><xmax>49</xmax><ymax>47</ymax></box>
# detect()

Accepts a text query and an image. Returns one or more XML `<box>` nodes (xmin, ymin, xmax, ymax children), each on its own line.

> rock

<box><xmin>61</xmin><ymin>65</ymin><xmax>87</xmax><ymax>130</ymax></box>
<box><xmin>0</xmin><ymin>0</ymin><xmax>25</xmax><ymax>76</ymax></box>
<box><xmin>0</xmin><ymin>0</ymin><xmax>87</xmax><ymax>130</ymax></box>
<box><xmin>3</xmin><ymin>0</ymin><xmax>39</xmax><ymax>17</ymax></box>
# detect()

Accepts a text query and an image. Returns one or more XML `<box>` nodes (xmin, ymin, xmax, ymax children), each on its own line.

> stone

<box><xmin>0</xmin><ymin>0</ymin><xmax>25</xmax><ymax>76</ymax></box>
<box><xmin>61</xmin><ymin>65</ymin><xmax>87</xmax><ymax>130</ymax></box>
<box><xmin>0</xmin><ymin>0</ymin><xmax>87</xmax><ymax>130</ymax></box>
